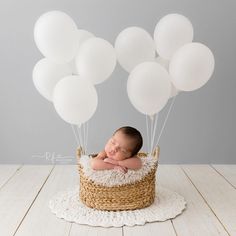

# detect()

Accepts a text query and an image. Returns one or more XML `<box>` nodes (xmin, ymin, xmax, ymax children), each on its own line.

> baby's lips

<box><xmin>108</xmin><ymin>151</ymin><xmax>114</xmax><ymax>156</ymax></box>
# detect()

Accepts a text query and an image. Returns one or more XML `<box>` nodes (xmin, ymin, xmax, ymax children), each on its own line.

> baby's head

<box><xmin>105</xmin><ymin>126</ymin><xmax>143</xmax><ymax>161</ymax></box>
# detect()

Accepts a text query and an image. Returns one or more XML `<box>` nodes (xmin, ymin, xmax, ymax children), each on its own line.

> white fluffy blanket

<box><xmin>79</xmin><ymin>155</ymin><xmax>158</xmax><ymax>187</ymax></box>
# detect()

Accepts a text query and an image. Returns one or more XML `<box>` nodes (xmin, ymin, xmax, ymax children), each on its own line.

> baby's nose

<box><xmin>111</xmin><ymin>146</ymin><xmax>118</xmax><ymax>153</ymax></box>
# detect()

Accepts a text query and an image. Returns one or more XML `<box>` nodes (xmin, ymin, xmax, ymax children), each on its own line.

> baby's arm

<box><xmin>118</xmin><ymin>156</ymin><xmax>142</xmax><ymax>170</ymax></box>
<box><xmin>90</xmin><ymin>150</ymin><xmax>117</xmax><ymax>170</ymax></box>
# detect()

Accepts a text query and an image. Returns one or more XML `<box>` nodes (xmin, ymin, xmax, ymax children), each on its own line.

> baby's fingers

<box><xmin>121</xmin><ymin>166</ymin><xmax>128</xmax><ymax>173</ymax></box>
<box><xmin>114</xmin><ymin>166</ymin><xmax>127</xmax><ymax>174</ymax></box>
<box><xmin>104</xmin><ymin>158</ymin><xmax>112</xmax><ymax>164</ymax></box>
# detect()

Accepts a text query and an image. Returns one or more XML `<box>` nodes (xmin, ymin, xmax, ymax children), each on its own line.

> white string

<box><xmin>77</xmin><ymin>125</ymin><xmax>84</xmax><ymax>153</ymax></box>
<box><xmin>150</xmin><ymin>113</ymin><xmax>159</xmax><ymax>154</ymax></box>
<box><xmin>149</xmin><ymin>115</ymin><xmax>154</xmax><ymax>154</ymax></box>
<box><xmin>76</xmin><ymin>125</ymin><xmax>84</xmax><ymax>148</ymax></box>
<box><xmin>149</xmin><ymin>115</ymin><xmax>156</xmax><ymax>154</ymax></box>
<box><xmin>149</xmin><ymin>116</ymin><xmax>153</xmax><ymax>155</ymax></box>
<box><xmin>84</xmin><ymin>122</ymin><xmax>88</xmax><ymax>154</ymax></box>
<box><xmin>145</xmin><ymin>115</ymin><xmax>150</xmax><ymax>153</ymax></box>
<box><xmin>82</xmin><ymin>123</ymin><xmax>86</xmax><ymax>153</ymax></box>
<box><xmin>76</xmin><ymin>125</ymin><xmax>82</xmax><ymax>150</ymax></box>
<box><xmin>70</xmin><ymin>124</ymin><xmax>80</xmax><ymax>146</ymax></box>
<box><xmin>85</xmin><ymin>122</ymin><xmax>89</xmax><ymax>154</ymax></box>
<box><xmin>83</xmin><ymin>122</ymin><xmax>86</xmax><ymax>154</ymax></box>
<box><xmin>155</xmin><ymin>95</ymin><xmax>177</xmax><ymax>147</ymax></box>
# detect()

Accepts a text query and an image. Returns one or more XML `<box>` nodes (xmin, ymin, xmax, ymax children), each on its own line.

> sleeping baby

<box><xmin>91</xmin><ymin>126</ymin><xmax>143</xmax><ymax>173</ymax></box>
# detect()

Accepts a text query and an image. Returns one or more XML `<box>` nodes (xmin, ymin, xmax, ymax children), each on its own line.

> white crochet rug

<box><xmin>49</xmin><ymin>185</ymin><xmax>187</xmax><ymax>227</ymax></box>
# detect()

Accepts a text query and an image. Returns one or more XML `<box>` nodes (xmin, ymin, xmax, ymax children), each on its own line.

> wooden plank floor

<box><xmin>0</xmin><ymin>165</ymin><xmax>235</xmax><ymax>236</ymax></box>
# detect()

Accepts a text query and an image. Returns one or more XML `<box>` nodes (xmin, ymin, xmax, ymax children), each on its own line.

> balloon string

<box><xmin>151</xmin><ymin>113</ymin><xmax>159</xmax><ymax>154</ymax></box>
<box><xmin>149</xmin><ymin>115</ymin><xmax>153</xmax><ymax>154</ymax></box>
<box><xmin>155</xmin><ymin>95</ymin><xmax>177</xmax><ymax>147</ymax></box>
<box><xmin>71</xmin><ymin>124</ymin><xmax>80</xmax><ymax>147</ymax></box>
<box><xmin>85</xmin><ymin>122</ymin><xmax>89</xmax><ymax>154</ymax></box>
<box><xmin>149</xmin><ymin>117</ymin><xmax>153</xmax><ymax>155</ymax></box>
<box><xmin>81</xmin><ymin>125</ymin><xmax>84</xmax><ymax>152</ymax></box>
<box><xmin>76</xmin><ymin>125</ymin><xmax>83</xmax><ymax>151</ymax></box>
<box><xmin>83</xmin><ymin>122</ymin><xmax>86</xmax><ymax>154</ymax></box>
<box><xmin>83</xmin><ymin>123</ymin><xmax>86</xmax><ymax>152</ymax></box>
<box><xmin>83</xmin><ymin>122</ymin><xmax>88</xmax><ymax>154</ymax></box>
<box><xmin>149</xmin><ymin>115</ymin><xmax>155</xmax><ymax>154</ymax></box>
<box><xmin>145</xmin><ymin>115</ymin><xmax>150</xmax><ymax>153</ymax></box>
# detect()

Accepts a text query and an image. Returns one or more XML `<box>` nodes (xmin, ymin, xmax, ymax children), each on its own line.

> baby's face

<box><xmin>104</xmin><ymin>131</ymin><xmax>134</xmax><ymax>161</ymax></box>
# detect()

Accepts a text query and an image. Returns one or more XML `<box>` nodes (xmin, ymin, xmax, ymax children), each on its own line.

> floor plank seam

<box><xmin>0</xmin><ymin>165</ymin><xmax>24</xmax><ymax>191</ymax></box>
<box><xmin>13</xmin><ymin>165</ymin><xmax>55</xmax><ymax>236</ymax></box>
<box><xmin>180</xmin><ymin>166</ymin><xmax>231</xmax><ymax>236</ymax></box>
<box><xmin>68</xmin><ymin>223</ymin><xmax>73</xmax><ymax>236</ymax></box>
<box><xmin>210</xmin><ymin>164</ymin><xmax>236</xmax><ymax>190</ymax></box>
<box><xmin>171</xmin><ymin>219</ymin><xmax>178</xmax><ymax>236</ymax></box>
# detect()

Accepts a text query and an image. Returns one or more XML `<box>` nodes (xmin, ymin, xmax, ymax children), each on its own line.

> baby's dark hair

<box><xmin>114</xmin><ymin>126</ymin><xmax>143</xmax><ymax>156</ymax></box>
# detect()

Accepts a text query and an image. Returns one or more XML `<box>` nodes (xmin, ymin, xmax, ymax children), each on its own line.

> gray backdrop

<box><xmin>0</xmin><ymin>0</ymin><xmax>235</xmax><ymax>164</ymax></box>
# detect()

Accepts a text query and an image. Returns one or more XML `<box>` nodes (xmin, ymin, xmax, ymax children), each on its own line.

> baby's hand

<box><xmin>114</xmin><ymin>166</ymin><xmax>128</xmax><ymax>174</ymax></box>
<box><xmin>96</xmin><ymin>150</ymin><xmax>107</xmax><ymax>160</ymax></box>
<box><xmin>104</xmin><ymin>158</ymin><xmax>119</xmax><ymax>165</ymax></box>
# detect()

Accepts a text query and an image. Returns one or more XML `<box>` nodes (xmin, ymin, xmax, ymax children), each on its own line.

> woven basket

<box><xmin>77</xmin><ymin>146</ymin><xmax>160</xmax><ymax>211</ymax></box>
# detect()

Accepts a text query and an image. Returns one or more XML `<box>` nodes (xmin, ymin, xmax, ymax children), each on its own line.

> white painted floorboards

<box><xmin>0</xmin><ymin>165</ymin><xmax>235</xmax><ymax>236</ymax></box>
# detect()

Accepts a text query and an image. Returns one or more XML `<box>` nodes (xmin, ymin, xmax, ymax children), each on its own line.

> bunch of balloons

<box><xmin>33</xmin><ymin>11</ymin><xmax>116</xmax><ymax>126</ymax></box>
<box><xmin>33</xmin><ymin>11</ymin><xmax>215</xmax><ymax>152</ymax></box>
<box><xmin>115</xmin><ymin>13</ymin><xmax>215</xmax><ymax>116</ymax></box>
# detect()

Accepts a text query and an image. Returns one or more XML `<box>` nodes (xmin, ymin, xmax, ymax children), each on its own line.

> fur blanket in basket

<box><xmin>79</xmin><ymin>155</ymin><xmax>158</xmax><ymax>187</ymax></box>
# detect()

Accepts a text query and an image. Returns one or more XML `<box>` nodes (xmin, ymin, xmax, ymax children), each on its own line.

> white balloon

<box><xmin>115</xmin><ymin>27</ymin><xmax>156</xmax><ymax>72</ymax></box>
<box><xmin>32</xmin><ymin>58</ymin><xmax>72</xmax><ymax>101</ymax></box>
<box><xmin>34</xmin><ymin>11</ymin><xmax>78</xmax><ymax>63</ymax></box>
<box><xmin>127</xmin><ymin>62</ymin><xmax>171</xmax><ymax>115</ymax></box>
<box><xmin>69</xmin><ymin>29</ymin><xmax>94</xmax><ymax>75</ymax></box>
<box><xmin>76</xmin><ymin>29</ymin><xmax>94</xmax><ymax>47</ymax></box>
<box><xmin>76</xmin><ymin>37</ymin><xmax>116</xmax><ymax>85</ymax></box>
<box><xmin>154</xmin><ymin>14</ymin><xmax>194</xmax><ymax>60</ymax></box>
<box><xmin>53</xmin><ymin>75</ymin><xmax>98</xmax><ymax>125</ymax></box>
<box><xmin>155</xmin><ymin>57</ymin><xmax>179</xmax><ymax>98</ymax></box>
<box><xmin>169</xmin><ymin>42</ymin><xmax>215</xmax><ymax>91</ymax></box>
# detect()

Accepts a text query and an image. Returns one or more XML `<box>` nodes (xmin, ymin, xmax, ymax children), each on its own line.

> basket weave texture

<box><xmin>77</xmin><ymin>146</ymin><xmax>160</xmax><ymax>211</ymax></box>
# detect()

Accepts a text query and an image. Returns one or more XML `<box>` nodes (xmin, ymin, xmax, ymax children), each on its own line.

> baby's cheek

<box><xmin>104</xmin><ymin>144</ymin><xmax>109</xmax><ymax>153</ymax></box>
<box><xmin>114</xmin><ymin>154</ymin><xmax>124</xmax><ymax>161</ymax></box>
